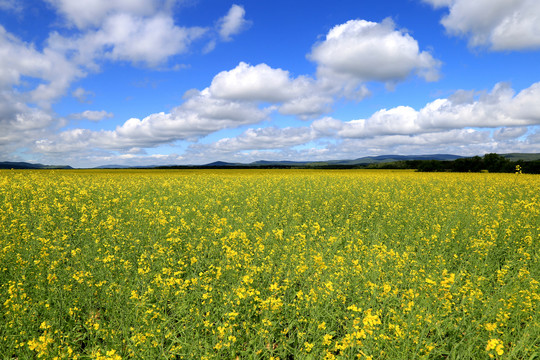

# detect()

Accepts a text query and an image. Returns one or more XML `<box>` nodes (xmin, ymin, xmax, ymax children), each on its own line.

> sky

<box><xmin>1</xmin><ymin>0</ymin><xmax>540</xmax><ymax>168</ymax></box>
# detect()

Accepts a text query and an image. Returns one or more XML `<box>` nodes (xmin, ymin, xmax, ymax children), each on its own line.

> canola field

<box><xmin>0</xmin><ymin>169</ymin><xmax>539</xmax><ymax>359</ymax></box>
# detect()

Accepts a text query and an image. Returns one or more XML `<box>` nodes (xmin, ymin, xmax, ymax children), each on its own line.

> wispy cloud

<box><xmin>218</xmin><ymin>4</ymin><xmax>251</xmax><ymax>41</ymax></box>
<box><xmin>70</xmin><ymin>110</ymin><xmax>113</xmax><ymax>122</ymax></box>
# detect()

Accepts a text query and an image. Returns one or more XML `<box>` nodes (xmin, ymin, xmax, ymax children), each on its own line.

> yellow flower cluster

<box><xmin>486</xmin><ymin>338</ymin><xmax>504</xmax><ymax>357</ymax></box>
<box><xmin>0</xmin><ymin>169</ymin><xmax>538</xmax><ymax>358</ymax></box>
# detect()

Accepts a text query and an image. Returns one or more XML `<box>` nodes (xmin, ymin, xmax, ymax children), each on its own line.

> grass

<box><xmin>0</xmin><ymin>169</ymin><xmax>538</xmax><ymax>359</ymax></box>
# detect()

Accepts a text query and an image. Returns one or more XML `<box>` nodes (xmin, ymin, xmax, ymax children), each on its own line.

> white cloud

<box><xmin>209</xmin><ymin>62</ymin><xmax>333</xmax><ymax>119</ymax></box>
<box><xmin>423</xmin><ymin>0</ymin><xmax>540</xmax><ymax>50</ymax></box>
<box><xmin>44</xmin><ymin>0</ymin><xmax>166</xmax><ymax>29</ymax></box>
<box><xmin>311</xmin><ymin>117</ymin><xmax>344</xmax><ymax>136</ymax></box>
<box><xmin>331</xmin><ymin>129</ymin><xmax>496</xmax><ymax>157</ymax></box>
<box><xmin>42</xmin><ymin>1</ymin><xmax>252</xmax><ymax>66</ymax></box>
<box><xmin>0</xmin><ymin>26</ymin><xmax>82</xmax><ymax>105</ymax></box>
<box><xmin>72</xmin><ymin>87</ymin><xmax>94</xmax><ymax>103</ymax></box>
<box><xmin>71</xmin><ymin>110</ymin><xmax>113</xmax><ymax>122</ymax></box>
<box><xmin>34</xmin><ymin>129</ymin><xmax>95</xmax><ymax>155</ymax></box>
<box><xmin>206</xmin><ymin>20</ymin><xmax>440</xmax><ymax>116</ymax></box>
<box><xmin>0</xmin><ymin>94</ymin><xmax>55</xmax><ymax>156</ymax></box>
<box><xmin>49</xmin><ymin>13</ymin><xmax>207</xmax><ymax>67</ymax></box>
<box><xmin>35</xmin><ymin>88</ymin><xmax>271</xmax><ymax>154</ymax></box>
<box><xmin>493</xmin><ymin>127</ymin><xmax>528</xmax><ymax>141</ymax></box>
<box><xmin>0</xmin><ymin>27</ymin><xmax>79</xmax><ymax>155</ymax></box>
<box><xmin>184</xmin><ymin>126</ymin><xmax>321</xmax><ymax>165</ymax></box>
<box><xmin>202</xmin><ymin>127</ymin><xmax>315</xmax><ymax>152</ymax></box>
<box><xmin>329</xmin><ymin>82</ymin><xmax>540</xmax><ymax>139</ymax></box>
<box><xmin>95</xmin><ymin>13</ymin><xmax>206</xmax><ymax>66</ymax></box>
<box><xmin>278</xmin><ymin>93</ymin><xmax>334</xmax><ymax>119</ymax></box>
<box><xmin>185</xmin><ymin>125</ymin><xmax>540</xmax><ymax>165</ymax></box>
<box><xmin>178</xmin><ymin>89</ymin><xmax>269</xmax><ymax>126</ymax></box>
<box><xmin>202</xmin><ymin>4</ymin><xmax>252</xmax><ymax>53</ymax></box>
<box><xmin>309</xmin><ymin>18</ymin><xmax>441</xmax><ymax>92</ymax></box>
<box><xmin>210</xmin><ymin>62</ymin><xmax>312</xmax><ymax>102</ymax></box>
<box><xmin>344</xmin><ymin>129</ymin><xmax>491</xmax><ymax>149</ymax></box>
<box><xmin>218</xmin><ymin>4</ymin><xmax>251</xmax><ymax>41</ymax></box>
<box><xmin>339</xmin><ymin>106</ymin><xmax>421</xmax><ymax>138</ymax></box>
<box><xmin>504</xmin><ymin>82</ymin><xmax>540</xmax><ymax>121</ymax></box>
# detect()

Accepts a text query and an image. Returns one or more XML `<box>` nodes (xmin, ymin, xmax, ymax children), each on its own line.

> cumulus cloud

<box><xmin>278</xmin><ymin>93</ymin><xmax>334</xmax><ymax>119</ymax></box>
<box><xmin>312</xmin><ymin>82</ymin><xmax>540</xmax><ymax>157</ymax></box>
<box><xmin>108</xmin><ymin>97</ymin><xmax>268</xmax><ymax>149</ymax></box>
<box><xmin>201</xmin><ymin>127</ymin><xmax>315</xmax><ymax>152</ymax></box>
<box><xmin>218</xmin><ymin>4</ymin><xmax>251</xmax><ymax>41</ymax></box>
<box><xmin>43</xmin><ymin>1</ymin><xmax>253</xmax><ymax>65</ymax></box>
<box><xmin>210</xmin><ymin>62</ymin><xmax>304</xmax><ymax>102</ymax></box>
<box><xmin>42</xmin><ymin>2</ymin><xmax>251</xmax><ymax>69</ymax></box>
<box><xmin>208</xmin><ymin>62</ymin><xmax>327</xmax><ymax>108</ymax></box>
<box><xmin>209</xmin><ymin>19</ymin><xmax>441</xmax><ymax>113</ymax></box>
<box><xmin>209</xmin><ymin>62</ymin><xmax>334</xmax><ymax>119</ymax></box>
<box><xmin>48</xmin><ymin>13</ymin><xmax>207</xmax><ymax>67</ymax></box>
<box><xmin>34</xmin><ymin>88</ymin><xmax>271</xmax><ymax>154</ymax></box>
<box><xmin>311</xmin><ymin>117</ymin><xmax>344</xmax><ymax>136</ymax></box>
<box><xmin>423</xmin><ymin>0</ymin><xmax>540</xmax><ymax>50</ymax></box>
<box><xmin>330</xmin><ymin>129</ymin><xmax>495</xmax><ymax>157</ymax></box>
<box><xmin>493</xmin><ymin>127</ymin><xmax>528</xmax><ymax>141</ymax></box>
<box><xmin>0</xmin><ymin>26</ymin><xmax>82</xmax><ymax>105</ymax></box>
<box><xmin>0</xmin><ymin>94</ymin><xmax>55</xmax><ymax>156</ymax></box>
<box><xmin>95</xmin><ymin>14</ymin><xmax>205</xmax><ymax>66</ymax></box>
<box><xmin>0</xmin><ymin>27</ymin><xmax>79</xmax><ymax>155</ymax></box>
<box><xmin>0</xmin><ymin>0</ymin><xmax>212</xmax><ymax>119</ymax></box>
<box><xmin>44</xmin><ymin>0</ymin><xmax>168</xmax><ymax>29</ymax></box>
<box><xmin>309</xmin><ymin>18</ymin><xmax>441</xmax><ymax>94</ymax></box>
<box><xmin>339</xmin><ymin>106</ymin><xmax>421</xmax><ymax>138</ymax></box>
<box><xmin>326</xmin><ymin>82</ymin><xmax>540</xmax><ymax>139</ymax></box>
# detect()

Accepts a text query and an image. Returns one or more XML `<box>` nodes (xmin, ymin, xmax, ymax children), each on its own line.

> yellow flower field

<box><xmin>0</xmin><ymin>169</ymin><xmax>538</xmax><ymax>359</ymax></box>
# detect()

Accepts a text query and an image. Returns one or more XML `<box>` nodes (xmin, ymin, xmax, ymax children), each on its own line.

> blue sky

<box><xmin>1</xmin><ymin>0</ymin><xmax>539</xmax><ymax>167</ymax></box>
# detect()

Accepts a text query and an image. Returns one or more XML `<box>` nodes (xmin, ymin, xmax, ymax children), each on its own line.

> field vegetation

<box><xmin>0</xmin><ymin>169</ymin><xmax>538</xmax><ymax>359</ymax></box>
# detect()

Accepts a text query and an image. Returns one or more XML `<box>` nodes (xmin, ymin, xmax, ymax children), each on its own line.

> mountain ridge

<box><xmin>0</xmin><ymin>161</ymin><xmax>72</xmax><ymax>169</ymax></box>
<box><xmin>1</xmin><ymin>153</ymin><xmax>539</xmax><ymax>169</ymax></box>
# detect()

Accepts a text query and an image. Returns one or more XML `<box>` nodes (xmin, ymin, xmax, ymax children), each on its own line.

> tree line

<box><xmin>368</xmin><ymin>153</ymin><xmax>540</xmax><ymax>173</ymax></box>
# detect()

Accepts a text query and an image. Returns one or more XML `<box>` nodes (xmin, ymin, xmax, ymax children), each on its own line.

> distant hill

<box><xmin>325</xmin><ymin>154</ymin><xmax>464</xmax><ymax>166</ymax></box>
<box><xmin>197</xmin><ymin>154</ymin><xmax>465</xmax><ymax>168</ymax></box>
<box><xmin>500</xmin><ymin>153</ymin><xmax>540</xmax><ymax>161</ymax></box>
<box><xmin>0</xmin><ymin>161</ymin><xmax>72</xmax><ymax>169</ymax></box>
<box><xmin>202</xmin><ymin>161</ymin><xmax>242</xmax><ymax>167</ymax></box>
<box><xmin>94</xmin><ymin>164</ymin><xmax>132</xmax><ymax>169</ymax></box>
<box><xmin>4</xmin><ymin>153</ymin><xmax>539</xmax><ymax>170</ymax></box>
